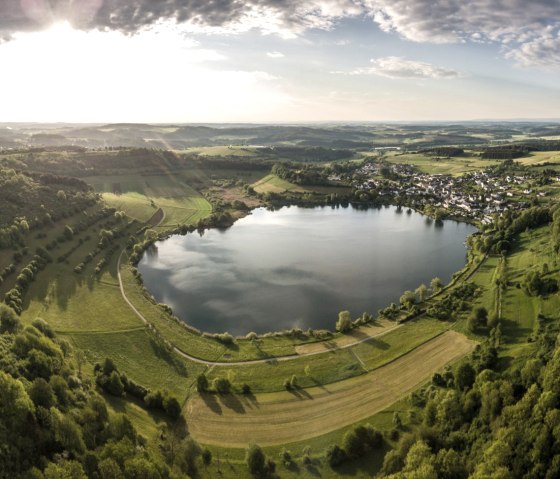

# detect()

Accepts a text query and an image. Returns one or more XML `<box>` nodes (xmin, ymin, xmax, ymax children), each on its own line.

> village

<box><xmin>349</xmin><ymin>161</ymin><xmax>548</xmax><ymax>224</ymax></box>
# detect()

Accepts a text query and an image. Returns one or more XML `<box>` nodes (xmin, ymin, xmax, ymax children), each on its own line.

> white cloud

<box><xmin>505</xmin><ymin>29</ymin><xmax>560</xmax><ymax>69</ymax></box>
<box><xmin>364</xmin><ymin>0</ymin><xmax>560</xmax><ymax>68</ymax></box>
<box><xmin>267</xmin><ymin>51</ymin><xmax>285</xmax><ymax>58</ymax></box>
<box><xmin>350</xmin><ymin>56</ymin><xmax>461</xmax><ymax>79</ymax></box>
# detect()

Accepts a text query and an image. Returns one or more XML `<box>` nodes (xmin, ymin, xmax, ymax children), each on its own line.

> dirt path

<box><xmin>187</xmin><ymin>331</ymin><xmax>475</xmax><ymax>447</ymax></box>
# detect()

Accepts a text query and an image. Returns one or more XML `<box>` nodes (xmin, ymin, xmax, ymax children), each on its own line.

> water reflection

<box><xmin>138</xmin><ymin>205</ymin><xmax>476</xmax><ymax>335</ymax></box>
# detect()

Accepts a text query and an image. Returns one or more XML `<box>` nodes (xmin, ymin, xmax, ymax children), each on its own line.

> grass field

<box><xmin>516</xmin><ymin>151</ymin><xmax>560</xmax><ymax>166</ymax></box>
<box><xmin>86</xmin><ymin>172</ymin><xmax>213</xmax><ymax>228</ymax></box>
<box><xmin>187</xmin><ymin>331</ymin><xmax>474</xmax><ymax>447</ymax></box>
<box><xmin>383</xmin><ymin>152</ymin><xmax>500</xmax><ymax>176</ymax></box>
<box><xmin>252</xmin><ymin>174</ymin><xmax>308</xmax><ymax>194</ymax></box>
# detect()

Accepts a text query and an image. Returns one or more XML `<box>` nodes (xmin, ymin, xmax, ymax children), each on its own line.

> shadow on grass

<box><xmin>500</xmin><ymin>317</ymin><xmax>532</xmax><ymax>344</ymax></box>
<box><xmin>332</xmin><ymin>444</ymin><xmax>388</xmax><ymax>478</ymax></box>
<box><xmin>218</xmin><ymin>393</ymin><xmax>246</xmax><ymax>414</ymax></box>
<box><xmin>303</xmin><ymin>458</ymin><xmax>323</xmax><ymax>477</ymax></box>
<box><xmin>360</xmin><ymin>337</ymin><xmax>390</xmax><ymax>350</ymax></box>
<box><xmin>149</xmin><ymin>336</ymin><xmax>188</xmax><ymax>377</ymax></box>
<box><xmin>288</xmin><ymin>387</ymin><xmax>313</xmax><ymax>400</ymax></box>
<box><xmin>240</xmin><ymin>392</ymin><xmax>260</xmax><ymax>410</ymax></box>
<box><xmin>200</xmin><ymin>393</ymin><xmax>222</xmax><ymax>415</ymax></box>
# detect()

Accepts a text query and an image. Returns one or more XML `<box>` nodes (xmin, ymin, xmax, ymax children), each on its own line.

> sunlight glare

<box><xmin>0</xmin><ymin>22</ymin><xmax>291</xmax><ymax>122</ymax></box>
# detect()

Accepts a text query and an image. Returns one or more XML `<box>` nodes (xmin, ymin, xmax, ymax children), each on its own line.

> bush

<box><xmin>326</xmin><ymin>444</ymin><xmax>347</xmax><ymax>467</ymax></box>
<box><xmin>213</xmin><ymin>377</ymin><xmax>231</xmax><ymax>394</ymax></box>
<box><xmin>246</xmin><ymin>444</ymin><xmax>266</xmax><ymax>477</ymax></box>
<box><xmin>336</xmin><ymin>310</ymin><xmax>352</xmax><ymax>333</ymax></box>
<box><xmin>0</xmin><ymin>304</ymin><xmax>21</xmax><ymax>334</ymax></box>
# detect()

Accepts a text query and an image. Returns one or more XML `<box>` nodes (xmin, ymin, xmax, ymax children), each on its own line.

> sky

<box><xmin>1</xmin><ymin>0</ymin><xmax>560</xmax><ymax>123</ymax></box>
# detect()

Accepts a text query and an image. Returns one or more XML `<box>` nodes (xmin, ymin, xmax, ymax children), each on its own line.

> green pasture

<box><xmin>383</xmin><ymin>152</ymin><xmax>499</xmax><ymax>176</ymax></box>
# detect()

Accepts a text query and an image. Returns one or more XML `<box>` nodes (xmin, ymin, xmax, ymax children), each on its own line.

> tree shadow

<box><xmin>200</xmin><ymin>393</ymin><xmax>222</xmax><ymax>415</ymax></box>
<box><xmin>288</xmin><ymin>387</ymin><xmax>313</xmax><ymax>400</ymax></box>
<box><xmin>218</xmin><ymin>393</ymin><xmax>246</xmax><ymax>413</ymax></box>
<box><xmin>149</xmin><ymin>336</ymin><xmax>188</xmax><ymax>377</ymax></box>
<box><xmin>240</xmin><ymin>392</ymin><xmax>260</xmax><ymax>409</ymax></box>
<box><xmin>304</xmin><ymin>458</ymin><xmax>323</xmax><ymax>477</ymax></box>
<box><xmin>360</xmin><ymin>337</ymin><xmax>390</xmax><ymax>350</ymax></box>
<box><xmin>308</xmin><ymin>376</ymin><xmax>330</xmax><ymax>393</ymax></box>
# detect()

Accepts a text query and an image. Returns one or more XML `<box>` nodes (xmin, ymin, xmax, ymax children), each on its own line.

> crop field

<box><xmin>383</xmin><ymin>152</ymin><xmax>499</xmax><ymax>175</ymax></box>
<box><xmin>85</xmin><ymin>172</ymin><xmax>213</xmax><ymax>227</ymax></box>
<box><xmin>516</xmin><ymin>151</ymin><xmax>560</xmax><ymax>166</ymax></box>
<box><xmin>203</xmin><ymin>318</ymin><xmax>449</xmax><ymax>393</ymax></box>
<box><xmin>187</xmin><ymin>331</ymin><xmax>475</xmax><ymax>447</ymax></box>
<box><xmin>252</xmin><ymin>174</ymin><xmax>308</xmax><ymax>194</ymax></box>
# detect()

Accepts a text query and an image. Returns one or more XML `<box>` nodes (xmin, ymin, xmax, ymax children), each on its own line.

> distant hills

<box><xmin>0</xmin><ymin>121</ymin><xmax>559</xmax><ymax>150</ymax></box>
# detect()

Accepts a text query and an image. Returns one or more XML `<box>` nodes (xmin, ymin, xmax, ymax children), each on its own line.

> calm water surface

<box><xmin>138</xmin><ymin>205</ymin><xmax>476</xmax><ymax>334</ymax></box>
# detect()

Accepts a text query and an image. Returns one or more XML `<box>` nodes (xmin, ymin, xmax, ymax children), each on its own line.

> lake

<box><xmin>138</xmin><ymin>205</ymin><xmax>476</xmax><ymax>335</ymax></box>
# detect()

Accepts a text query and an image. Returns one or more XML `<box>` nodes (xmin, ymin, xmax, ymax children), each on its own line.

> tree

<box><xmin>400</xmin><ymin>290</ymin><xmax>416</xmax><ymax>310</ymax></box>
<box><xmin>178</xmin><ymin>438</ymin><xmax>202</xmax><ymax>477</ymax></box>
<box><xmin>456</xmin><ymin>363</ymin><xmax>476</xmax><ymax>391</ymax></box>
<box><xmin>326</xmin><ymin>444</ymin><xmax>347</xmax><ymax>468</ymax></box>
<box><xmin>468</xmin><ymin>307</ymin><xmax>488</xmax><ymax>332</ymax></box>
<box><xmin>106</xmin><ymin>371</ymin><xmax>124</xmax><ymax>396</ymax></box>
<box><xmin>98</xmin><ymin>458</ymin><xmax>122</xmax><ymax>479</ymax></box>
<box><xmin>0</xmin><ymin>304</ymin><xmax>21</xmax><ymax>334</ymax></box>
<box><xmin>163</xmin><ymin>395</ymin><xmax>182</xmax><ymax>421</ymax></box>
<box><xmin>29</xmin><ymin>377</ymin><xmax>56</xmax><ymax>408</ymax></box>
<box><xmin>213</xmin><ymin>377</ymin><xmax>231</xmax><ymax>394</ymax></box>
<box><xmin>246</xmin><ymin>444</ymin><xmax>266</xmax><ymax>477</ymax></box>
<box><xmin>63</xmin><ymin>225</ymin><xmax>74</xmax><ymax>240</ymax></box>
<box><xmin>416</xmin><ymin>283</ymin><xmax>429</xmax><ymax>302</ymax></box>
<box><xmin>342</xmin><ymin>429</ymin><xmax>363</xmax><ymax>458</ymax></box>
<box><xmin>473</xmin><ymin>307</ymin><xmax>488</xmax><ymax>327</ymax></box>
<box><xmin>52</xmin><ymin>409</ymin><xmax>86</xmax><ymax>455</ymax></box>
<box><xmin>196</xmin><ymin>373</ymin><xmax>208</xmax><ymax>392</ymax></box>
<box><xmin>44</xmin><ymin>460</ymin><xmax>87</xmax><ymax>479</ymax></box>
<box><xmin>431</xmin><ymin>277</ymin><xmax>443</xmax><ymax>293</ymax></box>
<box><xmin>336</xmin><ymin>310</ymin><xmax>352</xmax><ymax>333</ymax></box>
<box><xmin>202</xmin><ymin>448</ymin><xmax>212</xmax><ymax>466</ymax></box>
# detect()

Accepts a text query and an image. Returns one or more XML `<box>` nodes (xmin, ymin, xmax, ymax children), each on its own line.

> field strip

<box><xmin>295</xmin><ymin>320</ymin><xmax>399</xmax><ymax>355</ymax></box>
<box><xmin>187</xmin><ymin>331</ymin><xmax>475</xmax><ymax>447</ymax></box>
<box><xmin>61</xmin><ymin>327</ymin><xmax>147</xmax><ymax>335</ymax></box>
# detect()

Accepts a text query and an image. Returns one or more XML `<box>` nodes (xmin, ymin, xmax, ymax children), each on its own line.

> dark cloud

<box><xmin>1</xmin><ymin>0</ymin><xmax>560</xmax><ymax>68</ymax></box>
<box><xmin>0</xmin><ymin>0</ymin><xmax>356</xmax><ymax>39</ymax></box>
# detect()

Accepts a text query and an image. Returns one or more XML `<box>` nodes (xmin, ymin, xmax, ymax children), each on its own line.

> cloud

<box><xmin>267</xmin><ymin>51</ymin><xmax>285</xmax><ymax>58</ymax></box>
<box><xmin>350</xmin><ymin>56</ymin><xmax>461</xmax><ymax>79</ymax></box>
<box><xmin>505</xmin><ymin>28</ymin><xmax>560</xmax><ymax>69</ymax></box>
<box><xmin>364</xmin><ymin>0</ymin><xmax>560</xmax><ymax>68</ymax></box>
<box><xmin>1</xmin><ymin>0</ymin><xmax>560</xmax><ymax>69</ymax></box>
<box><xmin>0</xmin><ymin>0</ymin><xmax>360</xmax><ymax>40</ymax></box>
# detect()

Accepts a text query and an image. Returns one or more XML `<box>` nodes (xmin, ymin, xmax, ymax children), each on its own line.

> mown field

<box><xmin>516</xmin><ymin>150</ymin><xmax>560</xmax><ymax>166</ymax></box>
<box><xmin>86</xmin><ymin>172</ymin><xmax>213</xmax><ymax>227</ymax></box>
<box><xmin>187</xmin><ymin>331</ymin><xmax>474</xmax><ymax>447</ymax></box>
<box><xmin>382</xmin><ymin>152</ymin><xmax>500</xmax><ymax>175</ymax></box>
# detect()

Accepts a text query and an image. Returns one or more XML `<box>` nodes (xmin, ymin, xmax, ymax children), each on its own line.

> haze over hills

<box><xmin>1</xmin><ymin>121</ymin><xmax>560</xmax><ymax>150</ymax></box>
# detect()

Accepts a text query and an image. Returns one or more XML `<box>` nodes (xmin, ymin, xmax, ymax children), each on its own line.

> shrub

<box><xmin>326</xmin><ymin>444</ymin><xmax>346</xmax><ymax>467</ymax></box>
<box><xmin>213</xmin><ymin>377</ymin><xmax>231</xmax><ymax>394</ymax></box>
